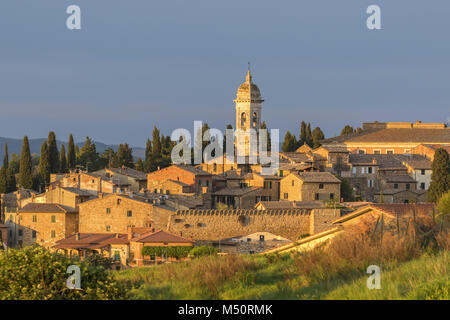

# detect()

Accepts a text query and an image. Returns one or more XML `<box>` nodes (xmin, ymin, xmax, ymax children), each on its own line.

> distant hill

<box><xmin>0</xmin><ymin>137</ymin><xmax>145</xmax><ymax>161</ymax></box>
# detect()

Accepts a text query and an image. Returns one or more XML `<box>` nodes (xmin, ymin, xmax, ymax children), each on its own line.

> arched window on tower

<box><xmin>241</xmin><ymin>112</ymin><xmax>246</xmax><ymax>128</ymax></box>
<box><xmin>253</xmin><ymin>112</ymin><xmax>258</xmax><ymax>127</ymax></box>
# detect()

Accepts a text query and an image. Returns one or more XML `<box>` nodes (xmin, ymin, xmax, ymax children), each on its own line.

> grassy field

<box><xmin>114</xmin><ymin>231</ymin><xmax>449</xmax><ymax>300</ymax></box>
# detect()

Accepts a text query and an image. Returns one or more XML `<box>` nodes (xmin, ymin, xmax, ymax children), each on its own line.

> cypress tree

<box><xmin>47</xmin><ymin>131</ymin><xmax>59</xmax><ymax>173</ymax></box>
<box><xmin>312</xmin><ymin>127</ymin><xmax>325</xmax><ymax>148</ymax></box>
<box><xmin>0</xmin><ymin>144</ymin><xmax>8</xmax><ymax>193</ymax></box>
<box><xmin>427</xmin><ymin>149</ymin><xmax>450</xmax><ymax>202</ymax></box>
<box><xmin>0</xmin><ymin>167</ymin><xmax>6</xmax><ymax>194</ymax></box>
<box><xmin>144</xmin><ymin>138</ymin><xmax>152</xmax><ymax>172</ymax></box>
<box><xmin>67</xmin><ymin>134</ymin><xmax>76</xmax><ymax>170</ymax></box>
<box><xmin>39</xmin><ymin>141</ymin><xmax>51</xmax><ymax>186</ymax></box>
<box><xmin>18</xmin><ymin>136</ymin><xmax>33</xmax><ymax>189</ymax></box>
<box><xmin>299</xmin><ymin>121</ymin><xmax>307</xmax><ymax>146</ymax></box>
<box><xmin>282</xmin><ymin>131</ymin><xmax>297</xmax><ymax>152</ymax></box>
<box><xmin>6</xmin><ymin>167</ymin><xmax>16</xmax><ymax>193</ymax></box>
<box><xmin>59</xmin><ymin>144</ymin><xmax>68</xmax><ymax>173</ymax></box>
<box><xmin>305</xmin><ymin>123</ymin><xmax>313</xmax><ymax>147</ymax></box>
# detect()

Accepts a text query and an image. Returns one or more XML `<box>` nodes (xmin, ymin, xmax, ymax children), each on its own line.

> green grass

<box><xmin>113</xmin><ymin>250</ymin><xmax>449</xmax><ymax>300</ymax></box>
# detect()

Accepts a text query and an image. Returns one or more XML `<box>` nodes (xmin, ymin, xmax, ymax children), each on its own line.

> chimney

<box><xmin>76</xmin><ymin>233</ymin><xmax>81</xmax><ymax>240</ymax></box>
<box><xmin>115</xmin><ymin>233</ymin><xmax>120</xmax><ymax>239</ymax></box>
<box><xmin>127</xmin><ymin>228</ymin><xmax>133</xmax><ymax>240</ymax></box>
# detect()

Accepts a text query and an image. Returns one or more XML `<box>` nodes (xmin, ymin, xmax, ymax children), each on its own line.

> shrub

<box><xmin>190</xmin><ymin>246</ymin><xmax>219</xmax><ymax>258</ymax></box>
<box><xmin>0</xmin><ymin>246</ymin><xmax>124</xmax><ymax>300</ymax></box>
<box><xmin>141</xmin><ymin>246</ymin><xmax>191</xmax><ymax>259</ymax></box>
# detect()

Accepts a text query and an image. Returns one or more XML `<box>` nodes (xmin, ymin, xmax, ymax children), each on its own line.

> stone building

<box><xmin>147</xmin><ymin>165</ymin><xmax>212</xmax><ymax>195</ymax></box>
<box><xmin>93</xmin><ymin>166</ymin><xmax>148</xmax><ymax>192</ymax></box>
<box><xmin>17</xmin><ymin>203</ymin><xmax>78</xmax><ymax>248</ymax></box>
<box><xmin>77</xmin><ymin>193</ymin><xmax>174</xmax><ymax>234</ymax></box>
<box><xmin>321</xmin><ymin>121</ymin><xmax>450</xmax><ymax>155</ymax></box>
<box><xmin>280</xmin><ymin>172</ymin><xmax>341</xmax><ymax>202</ymax></box>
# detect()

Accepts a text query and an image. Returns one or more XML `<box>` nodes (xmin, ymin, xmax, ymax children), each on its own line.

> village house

<box><xmin>280</xmin><ymin>172</ymin><xmax>341</xmax><ymax>202</ymax></box>
<box><xmin>93</xmin><ymin>166</ymin><xmax>147</xmax><ymax>192</ymax></box>
<box><xmin>412</xmin><ymin>144</ymin><xmax>450</xmax><ymax>161</ymax></box>
<box><xmin>321</xmin><ymin>121</ymin><xmax>450</xmax><ymax>155</ymax></box>
<box><xmin>147</xmin><ymin>165</ymin><xmax>213</xmax><ymax>194</ymax></box>
<box><xmin>77</xmin><ymin>193</ymin><xmax>174</xmax><ymax>234</ymax></box>
<box><xmin>51</xmin><ymin>171</ymin><xmax>129</xmax><ymax>194</ymax></box>
<box><xmin>17</xmin><ymin>203</ymin><xmax>78</xmax><ymax>248</ymax></box>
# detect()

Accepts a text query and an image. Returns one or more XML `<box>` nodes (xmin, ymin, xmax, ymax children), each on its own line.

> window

<box><xmin>406</xmin><ymin>184</ymin><xmax>410</xmax><ymax>190</ymax></box>
<box><xmin>114</xmin><ymin>251</ymin><xmax>120</xmax><ymax>262</ymax></box>
<box><xmin>51</xmin><ymin>215</ymin><xmax>56</xmax><ymax>223</ymax></box>
<box><xmin>319</xmin><ymin>183</ymin><xmax>324</xmax><ymax>189</ymax></box>
<box><xmin>368</xmin><ymin>180</ymin><xmax>374</xmax><ymax>188</ymax></box>
<box><xmin>374</xmin><ymin>150</ymin><xmax>381</xmax><ymax>155</ymax></box>
<box><xmin>18</xmin><ymin>229</ymin><xmax>23</xmax><ymax>236</ymax></box>
<box><xmin>198</xmin><ymin>180</ymin><xmax>201</xmax><ymax>186</ymax></box>
<box><xmin>259</xmin><ymin>235</ymin><xmax>265</xmax><ymax>242</ymax></box>
<box><xmin>420</xmin><ymin>182</ymin><xmax>426</xmax><ymax>190</ymax></box>
<box><xmin>51</xmin><ymin>230</ymin><xmax>56</xmax><ymax>238</ymax></box>
<box><xmin>284</xmin><ymin>193</ymin><xmax>288</xmax><ymax>199</ymax></box>
<box><xmin>421</xmin><ymin>169</ymin><xmax>426</xmax><ymax>175</ymax></box>
<box><xmin>32</xmin><ymin>230</ymin><xmax>36</xmax><ymax>239</ymax></box>
<box><xmin>206</xmin><ymin>180</ymin><xmax>209</xmax><ymax>187</ymax></box>
<box><xmin>291</xmin><ymin>180</ymin><xmax>295</xmax><ymax>186</ymax></box>
<box><xmin>253</xmin><ymin>112</ymin><xmax>258</xmax><ymax>127</ymax></box>
<box><xmin>361</xmin><ymin>167</ymin><xmax>365</xmax><ymax>174</ymax></box>
<box><xmin>394</xmin><ymin>183</ymin><xmax>398</xmax><ymax>189</ymax></box>
<box><xmin>106</xmin><ymin>226</ymin><xmax>111</xmax><ymax>232</ymax></box>
<box><xmin>106</xmin><ymin>208</ymin><xmax>111</xmax><ymax>214</ymax></box>
<box><xmin>127</xmin><ymin>210</ymin><xmax>132</xmax><ymax>217</ymax></box>
<box><xmin>213</xmin><ymin>163</ymin><xmax>217</xmax><ymax>172</ymax></box>
<box><xmin>315</xmin><ymin>193</ymin><xmax>320</xmax><ymax>200</ymax></box>
<box><xmin>32</xmin><ymin>215</ymin><xmax>37</xmax><ymax>223</ymax></box>
<box><xmin>165</xmin><ymin>190</ymin><xmax>170</xmax><ymax>195</ymax></box>
<box><xmin>352</xmin><ymin>167</ymin><xmax>357</xmax><ymax>174</ymax></box>
<box><xmin>117</xmin><ymin>199</ymin><xmax>121</xmax><ymax>205</ymax></box>
<box><xmin>358</xmin><ymin>149</ymin><xmax>366</xmax><ymax>154</ymax></box>
<box><xmin>247</xmin><ymin>238</ymin><xmax>251</xmax><ymax>242</ymax></box>
<box><xmin>368</xmin><ymin>167</ymin><xmax>373</xmax><ymax>174</ymax></box>
<box><xmin>330</xmin><ymin>193</ymin><xmax>334</xmax><ymax>200</ymax></box>
<box><xmin>386</xmin><ymin>150</ymin><xmax>394</xmax><ymax>154</ymax></box>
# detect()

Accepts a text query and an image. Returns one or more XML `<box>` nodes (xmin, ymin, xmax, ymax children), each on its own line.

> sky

<box><xmin>0</xmin><ymin>0</ymin><xmax>449</xmax><ymax>147</ymax></box>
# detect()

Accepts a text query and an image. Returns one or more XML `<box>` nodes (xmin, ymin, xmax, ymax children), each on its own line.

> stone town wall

<box><xmin>161</xmin><ymin>208</ymin><xmax>339</xmax><ymax>241</ymax></box>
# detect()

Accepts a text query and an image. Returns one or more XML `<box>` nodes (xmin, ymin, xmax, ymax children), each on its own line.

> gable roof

<box><xmin>54</xmin><ymin>233</ymin><xmax>128</xmax><ymax>249</ymax></box>
<box><xmin>325</xmin><ymin>128</ymin><xmax>450</xmax><ymax>144</ymax></box>
<box><xmin>288</xmin><ymin>172</ymin><xmax>341</xmax><ymax>183</ymax></box>
<box><xmin>107</xmin><ymin>166</ymin><xmax>148</xmax><ymax>180</ymax></box>
<box><xmin>18</xmin><ymin>203</ymin><xmax>77</xmax><ymax>213</ymax></box>
<box><xmin>132</xmin><ymin>230</ymin><xmax>193</xmax><ymax>243</ymax></box>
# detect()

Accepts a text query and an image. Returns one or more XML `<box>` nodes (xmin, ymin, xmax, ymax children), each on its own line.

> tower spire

<box><xmin>246</xmin><ymin>62</ymin><xmax>252</xmax><ymax>83</ymax></box>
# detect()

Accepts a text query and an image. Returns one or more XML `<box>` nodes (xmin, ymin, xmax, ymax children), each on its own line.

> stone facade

<box><xmin>280</xmin><ymin>173</ymin><xmax>341</xmax><ymax>202</ymax></box>
<box><xmin>163</xmin><ymin>208</ymin><xmax>340</xmax><ymax>241</ymax></box>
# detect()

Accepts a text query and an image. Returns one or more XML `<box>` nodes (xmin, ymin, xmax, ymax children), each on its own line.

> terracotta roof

<box><xmin>403</xmin><ymin>160</ymin><xmax>432</xmax><ymax>170</ymax></box>
<box><xmin>61</xmin><ymin>187</ymin><xmax>95</xmax><ymax>196</ymax></box>
<box><xmin>132</xmin><ymin>230</ymin><xmax>193</xmax><ymax>243</ymax></box>
<box><xmin>289</xmin><ymin>172</ymin><xmax>341</xmax><ymax>183</ymax></box>
<box><xmin>18</xmin><ymin>203</ymin><xmax>77</xmax><ymax>213</ymax></box>
<box><xmin>54</xmin><ymin>233</ymin><xmax>128</xmax><ymax>249</ymax></box>
<box><xmin>331</xmin><ymin>128</ymin><xmax>450</xmax><ymax>144</ymax></box>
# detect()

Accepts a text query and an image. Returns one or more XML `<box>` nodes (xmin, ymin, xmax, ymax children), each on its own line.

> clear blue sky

<box><xmin>0</xmin><ymin>0</ymin><xmax>449</xmax><ymax>147</ymax></box>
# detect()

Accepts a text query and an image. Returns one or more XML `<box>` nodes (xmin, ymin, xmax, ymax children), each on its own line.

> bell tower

<box><xmin>234</xmin><ymin>67</ymin><xmax>264</xmax><ymax>156</ymax></box>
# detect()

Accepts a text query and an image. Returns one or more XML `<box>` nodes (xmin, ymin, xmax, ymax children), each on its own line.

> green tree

<box><xmin>117</xmin><ymin>143</ymin><xmax>134</xmax><ymax>168</ymax></box>
<box><xmin>101</xmin><ymin>147</ymin><xmax>118</xmax><ymax>168</ymax></box>
<box><xmin>78</xmin><ymin>137</ymin><xmax>99</xmax><ymax>171</ymax></box>
<box><xmin>39</xmin><ymin>141</ymin><xmax>51</xmax><ymax>186</ymax></box>
<box><xmin>305</xmin><ymin>122</ymin><xmax>313</xmax><ymax>147</ymax></box>
<box><xmin>67</xmin><ymin>134</ymin><xmax>76</xmax><ymax>170</ymax></box>
<box><xmin>340</xmin><ymin>177</ymin><xmax>354</xmax><ymax>202</ymax></box>
<box><xmin>47</xmin><ymin>131</ymin><xmax>59</xmax><ymax>173</ymax></box>
<box><xmin>340</xmin><ymin>125</ymin><xmax>354</xmax><ymax>136</ymax></box>
<box><xmin>427</xmin><ymin>149</ymin><xmax>450</xmax><ymax>202</ymax></box>
<box><xmin>59</xmin><ymin>144</ymin><xmax>68</xmax><ymax>173</ymax></box>
<box><xmin>144</xmin><ymin>138</ymin><xmax>152</xmax><ymax>172</ymax></box>
<box><xmin>299</xmin><ymin>121</ymin><xmax>307</xmax><ymax>146</ymax></box>
<box><xmin>282</xmin><ymin>131</ymin><xmax>297</xmax><ymax>152</ymax></box>
<box><xmin>0</xmin><ymin>168</ymin><xmax>6</xmax><ymax>194</ymax></box>
<box><xmin>135</xmin><ymin>158</ymin><xmax>145</xmax><ymax>172</ymax></box>
<box><xmin>0</xmin><ymin>246</ymin><xmax>124</xmax><ymax>299</ymax></box>
<box><xmin>18</xmin><ymin>136</ymin><xmax>33</xmax><ymax>189</ymax></box>
<box><xmin>312</xmin><ymin>127</ymin><xmax>325</xmax><ymax>148</ymax></box>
